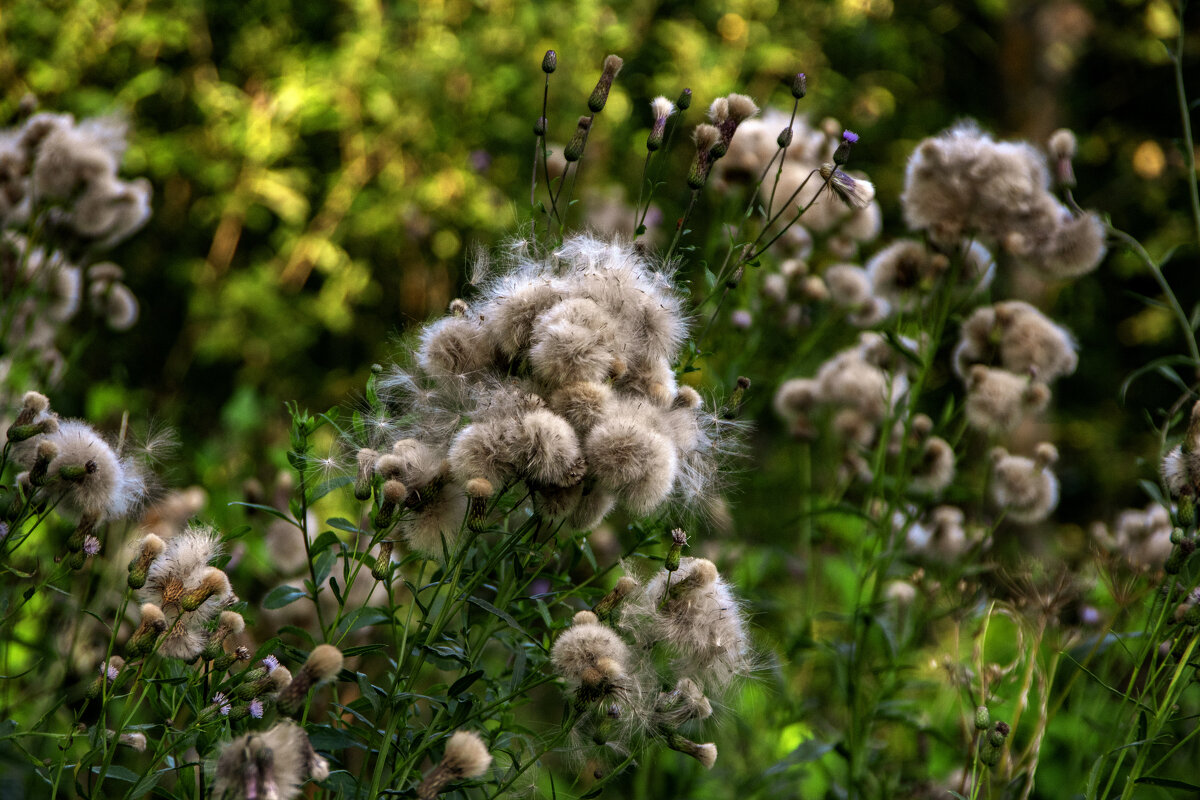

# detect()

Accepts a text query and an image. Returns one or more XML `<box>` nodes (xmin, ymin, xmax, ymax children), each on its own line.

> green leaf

<box><xmin>263</xmin><ymin>584</ymin><xmax>307</xmax><ymax>610</ymax></box>
<box><xmin>92</xmin><ymin>765</ymin><xmax>141</xmax><ymax>782</ymax></box>
<box><xmin>313</xmin><ymin>548</ymin><xmax>338</xmax><ymax>586</ymax></box>
<box><xmin>228</xmin><ymin>501</ymin><xmax>294</xmax><ymax>524</ymax></box>
<box><xmin>1135</xmin><ymin>777</ymin><xmax>1200</xmax><ymax>791</ymax></box>
<box><xmin>327</xmin><ymin>517</ymin><xmax>363</xmax><ymax>535</ymax></box>
<box><xmin>449</xmin><ymin>669</ymin><xmax>484</xmax><ymax>696</ymax></box>
<box><xmin>468</xmin><ymin>596</ymin><xmax>533</xmax><ymax>642</ymax></box>
<box><xmin>310</xmin><ymin>530</ymin><xmax>341</xmax><ymax>556</ymax></box>
<box><xmin>310</xmin><ymin>475</ymin><xmax>354</xmax><ymax>503</ymax></box>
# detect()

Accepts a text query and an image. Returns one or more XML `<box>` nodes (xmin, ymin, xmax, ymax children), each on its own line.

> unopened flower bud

<box><xmin>777</xmin><ymin>127</ymin><xmax>794</xmax><ymax>148</ymax></box>
<box><xmin>564</xmin><ymin>116</ymin><xmax>591</xmax><ymax>162</ymax></box>
<box><xmin>791</xmin><ymin>72</ymin><xmax>808</xmax><ymax>99</ymax></box>
<box><xmin>1180</xmin><ymin>495</ymin><xmax>1196</xmax><ymax>527</ymax></box>
<box><xmin>974</xmin><ymin>705</ymin><xmax>990</xmax><ymax>730</ymax></box>
<box><xmin>372</xmin><ymin>541</ymin><xmax>394</xmax><ymax>581</ymax></box>
<box><xmin>533</xmin><ymin>116</ymin><xmax>547</xmax><ymax>137</ymax></box>
<box><xmin>676</xmin><ymin>88</ymin><xmax>692</xmax><ymax>110</ymax></box>
<box><xmin>542</xmin><ymin>50</ymin><xmax>557</xmax><ymax>74</ymax></box>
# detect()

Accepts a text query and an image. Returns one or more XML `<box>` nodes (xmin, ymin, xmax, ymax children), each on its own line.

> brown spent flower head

<box><xmin>416</xmin><ymin>730</ymin><xmax>493</xmax><ymax>799</ymax></box>
<box><xmin>211</xmin><ymin>720</ymin><xmax>329</xmax><ymax>800</ymax></box>
<box><xmin>588</xmin><ymin>54</ymin><xmax>624</xmax><ymax>113</ymax></box>
<box><xmin>139</xmin><ymin>525</ymin><xmax>234</xmax><ymax>659</ymax></box>
<box><xmin>990</xmin><ymin>444</ymin><xmax>1060</xmax><ymax>524</ymax></box>
<box><xmin>277</xmin><ymin>644</ymin><xmax>344</xmax><ymax>716</ymax></box>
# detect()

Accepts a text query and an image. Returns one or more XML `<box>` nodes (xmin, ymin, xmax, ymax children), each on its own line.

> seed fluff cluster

<box><xmin>0</xmin><ymin>107</ymin><xmax>148</xmax><ymax>405</ymax></box>
<box><xmin>549</xmin><ymin>549</ymin><xmax>750</xmax><ymax>771</ymax></box>
<box><xmin>353</xmin><ymin>235</ymin><xmax>740</xmax><ymax>558</ymax></box>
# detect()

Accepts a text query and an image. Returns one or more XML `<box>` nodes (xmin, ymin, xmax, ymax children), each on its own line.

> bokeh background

<box><xmin>2</xmin><ymin>0</ymin><xmax>1199</xmax><ymax>795</ymax></box>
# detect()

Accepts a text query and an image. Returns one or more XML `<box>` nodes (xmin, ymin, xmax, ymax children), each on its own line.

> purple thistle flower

<box><xmin>262</xmin><ymin>655</ymin><xmax>280</xmax><ymax>673</ymax></box>
<box><xmin>842</xmin><ymin>129</ymin><xmax>859</xmax><ymax>144</ymax></box>
<box><xmin>83</xmin><ymin>536</ymin><xmax>101</xmax><ymax>556</ymax></box>
<box><xmin>103</xmin><ymin>662</ymin><xmax>120</xmax><ymax>682</ymax></box>
<box><xmin>249</xmin><ymin>698</ymin><xmax>264</xmax><ymax>719</ymax></box>
<box><xmin>213</xmin><ymin>691</ymin><xmax>231</xmax><ymax>716</ymax></box>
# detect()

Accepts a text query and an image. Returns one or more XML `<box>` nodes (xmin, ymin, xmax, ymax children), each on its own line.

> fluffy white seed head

<box><xmin>990</xmin><ymin>446</ymin><xmax>1060</xmax><ymax>524</ymax></box>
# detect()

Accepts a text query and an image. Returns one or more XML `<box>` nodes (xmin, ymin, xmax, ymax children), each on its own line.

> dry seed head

<box><xmin>573</xmin><ymin>610</ymin><xmax>600</xmax><ymax>626</ymax></box>
<box><xmin>550</xmin><ymin>619</ymin><xmax>630</xmax><ymax>688</ymax></box>
<box><xmin>549</xmin><ymin>381</ymin><xmax>612</xmax><ymax>433</ymax></box>
<box><xmin>213</xmin><ymin>720</ymin><xmax>327</xmax><ymax>800</ymax></box>
<box><xmin>305</xmin><ymin>644</ymin><xmax>344</xmax><ymax>682</ymax></box>
<box><xmin>218</xmin><ymin>610</ymin><xmax>246</xmax><ymax>635</ymax></box>
<box><xmin>819</xmin><ymin>164</ymin><xmax>876</xmax><ymax>209</ymax></box>
<box><xmin>18</xmin><ymin>391</ymin><xmax>50</xmax><ymax>424</ymax></box>
<box><xmin>1048</xmin><ymin>128</ymin><xmax>1076</xmax><ymax>161</ymax></box>
<box><xmin>725</xmin><ymin>93</ymin><xmax>759</xmax><ymax>123</ymax></box>
<box><xmin>693</xmin><ymin>124</ymin><xmax>721</xmax><ymax>152</ymax></box>
<box><xmin>707</xmin><ymin>98</ymin><xmax>729</xmax><ymax>125</ymax></box>
<box><xmin>442</xmin><ymin>730</ymin><xmax>492</xmax><ymax>778</ymax></box>
<box><xmin>382</xmin><ymin>479</ymin><xmax>406</xmax><ymax>503</ymax></box>
<box><xmin>587</xmin><ymin>54</ymin><xmax>624</xmax><ymax>113</ymax></box>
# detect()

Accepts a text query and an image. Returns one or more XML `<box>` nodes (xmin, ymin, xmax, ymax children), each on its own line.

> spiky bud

<box><xmin>542</xmin><ymin>50</ymin><xmax>557</xmax><ymax>74</ymax></box>
<box><xmin>974</xmin><ymin>705</ymin><xmax>990</xmax><ymax>730</ymax></box>
<box><xmin>564</xmin><ymin>116</ymin><xmax>591</xmax><ymax>162</ymax></box>
<box><xmin>791</xmin><ymin>72</ymin><xmax>808</xmax><ymax>99</ymax></box>
<box><xmin>676</xmin><ymin>88</ymin><xmax>692</xmax><ymax>110</ymax></box>
<box><xmin>372</xmin><ymin>541</ymin><xmax>394</xmax><ymax>581</ymax></box>
<box><xmin>533</xmin><ymin>116</ymin><xmax>547</xmax><ymax>136</ymax></box>
<box><xmin>777</xmin><ymin>127</ymin><xmax>794</xmax><ymax>148</ymax></box>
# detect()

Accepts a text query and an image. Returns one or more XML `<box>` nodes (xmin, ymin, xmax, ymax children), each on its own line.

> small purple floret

<box><xmin>842</xmin><ymin>130</ymin><xmax>859</xmax><ymax>144</ymax></box>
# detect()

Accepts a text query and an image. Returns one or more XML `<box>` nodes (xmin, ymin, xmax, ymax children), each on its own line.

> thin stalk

<box><xmin>1109</xmin><ymin>226</ymin><xmax>1200</xmax><ymax>364</ymax></box>
<box><xmin>1173</xmin><ymin>0</ymin><xmax>1200</xmax><ymax>247</ymax></box>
